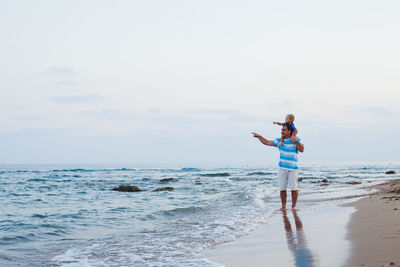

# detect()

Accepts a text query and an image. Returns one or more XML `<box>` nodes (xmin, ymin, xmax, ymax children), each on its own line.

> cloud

<box><xmin>358</xmin><ymin>106</ymin><xmax>400</xmax><ymax>118</ymax></box>
<box><xmin>47</xmin><ymin>66</ymin><xmax>77</xmax><ymax>76</ymax></box>
<box><xmin>146</xmin><ymin>108</ymin><xmax>161</xmax><ymax>114</ymax></box>
<box><xmin>0</xmin><ymin>127</ymin><xmax>71</xmax><ymax>137</ymax></box>
<box><xmin>185</xmin><ymin>108</ymin><xmax>271</xmax><ymax>122</ymax></box>
<box><xmin>48</xmin><ymin>94</ymin><xmax>103</xmax><ymax>103</ymax></box>
<box><xmin>226</xmin><ymin>112</ymin><xmax>271</xmax><ymax>123</ymax></box>
<box><xmin>85</xmin><ymin>109</ymin><xmax>130</xmax><ymax>120</ymax></box>
<box><xmin>54</xmin><ymin>79</ymin><xmax>77</xmax><ymax>87</ymax></box>
<box><xmin>268</xmin><ymin>100</ymin><xmax>296</xmax><ymax>108</ymax></box>
<box><xmin>147</xmin><ymin>108</ymin><xmax>271</xmax><ymax>126</ymax></box>
<box><xmin>184</xmin><ymin>108</ymin><xmax>239</xmax><ymax>115</ymax></box>
<box><xmin>15</xmin><ymin>115</ymin><xmax>44</xmax><ymax>120</ymax></box>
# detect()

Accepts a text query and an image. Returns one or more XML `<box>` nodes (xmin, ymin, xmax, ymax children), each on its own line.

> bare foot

<box><xmin>280</xmin><ymin>206</ymin><xmax>286</xmax><ymax>211</ymax></box>
<box><xmin>291</xmin><ymin>206</ymin><xmax>296</xmax><ymax>211</ymax></box>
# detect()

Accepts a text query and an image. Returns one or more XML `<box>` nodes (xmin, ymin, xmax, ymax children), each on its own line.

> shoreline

<box><xmin>202</xmin><ymin>178</ymin><xmax>400</xmax><ymax>267</ymax></box>
<box><xmin>202</xmin><ymin>200</ymin><xmax>355</xmax><ymax>267</ymax></box>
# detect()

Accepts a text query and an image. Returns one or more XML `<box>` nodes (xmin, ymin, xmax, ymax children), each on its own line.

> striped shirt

<box><xmin>272</xmin><ymin>137</ymin><xmax>302</xmax><ymax>170</ymax></box>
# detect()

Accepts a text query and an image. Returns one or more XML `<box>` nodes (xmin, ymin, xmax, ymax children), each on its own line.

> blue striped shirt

<box><xmin>272</xmin><ymin>137</ymin><xmax>302</xmax><ymax>170</ymax></box>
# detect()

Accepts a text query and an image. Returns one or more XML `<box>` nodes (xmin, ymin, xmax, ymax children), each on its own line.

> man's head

<box><xmin>281</xmin><ymin>124</ymin><xmax>293</xmax><ymax>138</ymax></box>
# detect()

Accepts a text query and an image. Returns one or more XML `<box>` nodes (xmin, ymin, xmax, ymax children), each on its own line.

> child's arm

<box><xmin>273</xmin><ymin>122</ymin><xmax>282</xmax><ymax>126</ymax></box>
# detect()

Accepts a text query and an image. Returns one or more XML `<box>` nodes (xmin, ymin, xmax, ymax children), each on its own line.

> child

<box><xmin>273</xmin><ymin>114</ymin><xmax>298</xmax><ymax>146</ymax></box>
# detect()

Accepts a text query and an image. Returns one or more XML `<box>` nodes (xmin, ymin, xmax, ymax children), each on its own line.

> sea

<box><xmin>0</xmin><ymin>162</ymin><xmax>399</xmax><ymax>266</ymax></box>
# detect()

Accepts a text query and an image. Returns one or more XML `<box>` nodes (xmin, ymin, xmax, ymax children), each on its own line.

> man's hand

<box><xmin>251</xmin><ymin>132</ymin><xmax>275</xmax><ymax>146</ymax></box>
<box><xmin>291</xmin><ymin>136</ymin><xmax>304</xmax><ymax>153</ymax></box>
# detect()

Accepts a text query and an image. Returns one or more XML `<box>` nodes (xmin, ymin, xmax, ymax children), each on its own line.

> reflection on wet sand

<box><xmin>282</xmin><ymin>210</ymin><xmax>314</xmax><ymax>267</ymax></box>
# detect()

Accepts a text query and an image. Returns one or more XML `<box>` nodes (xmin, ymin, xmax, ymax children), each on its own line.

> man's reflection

<box><xmin>282</xmin><ymin>210</ymin><xmax>314</xmax><ymax>267</ymax></box>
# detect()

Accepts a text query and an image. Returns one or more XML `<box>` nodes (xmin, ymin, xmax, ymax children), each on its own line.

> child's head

<box><xmin>285</xmin><ymin>114</ymin><xmax>295</xmax><ymax>124</ymax></box>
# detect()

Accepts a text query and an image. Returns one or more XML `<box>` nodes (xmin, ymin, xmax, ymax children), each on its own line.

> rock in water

<box><xmin>160</xmin><ymin>178</ymin><xmax>174</xmax><ymax>183</ymax></box>
<box><xmin>205</xmin><ymin>188</ymin><xmax>219</xmax><ymax>193</ymax></box>
<box><xmin>346</xmin><ymin>181</ymin><xmax>362</xmax><ymax>185</ymax></box>
<box><xmin>112</xmin><ymin>185</ymin><xmax>141</xmax><ymax>192</ymax></box>
<box><xmin>385</xmin><ymin>170</ymin><xmax>396</xmax><ymax>175</ymax></box>
<box><xmin>154</xmin><ymin>187</ymin><xmax>174</xmax><ymax>191</ymax></box>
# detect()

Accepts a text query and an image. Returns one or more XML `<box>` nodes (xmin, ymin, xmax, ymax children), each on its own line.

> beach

<box><xmin>344</xmin><ymin>179</ymin><xmax>400</xmax><ymax>267</ymax></box>
<box><xmin>203</xmin><ymin>178</ymin><xmax>400</xmax><ymax>267</ymax></box>
<box><xmin>2</xmin><ymin>0</ymin><xmax>399</xmax><ymax>266</ymax></box>
<box><xmin>0</xmin><ymin>164</ymin><xmax>398</xmax><ymax>266</ymax></box>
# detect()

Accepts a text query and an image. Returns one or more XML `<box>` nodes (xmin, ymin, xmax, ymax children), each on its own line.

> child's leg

<box><xmin>285</xmin><ymin>131</ymin><xmax>296</xmax><ymax>144</ymax></box>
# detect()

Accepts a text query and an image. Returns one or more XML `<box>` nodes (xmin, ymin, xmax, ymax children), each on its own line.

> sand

<box><xmin>202</xmin><ymin>179</ymin><xmax>400</xmax><ymax>267</ymax></box>
<box><xmin>203</xmin><ymin>204</ymin><xmax>355</xmax><ymax>267</ymax></box>
<box><xmin>344</xmin><ymin>179</ymin><xmax>400</xmax><ymax>267</ymax></box>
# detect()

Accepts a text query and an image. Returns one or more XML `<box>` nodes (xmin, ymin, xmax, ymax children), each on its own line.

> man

<box><xmin>252</xmin><ymin>124</ymin><xmax>304</xmax><ymax>210</ymax></box>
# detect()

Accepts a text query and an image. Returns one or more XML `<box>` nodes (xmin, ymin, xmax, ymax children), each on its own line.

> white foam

<box><xmin>52</xmin><ymin>244</ymin><xmax>105</xmax><ymax>267</ymax></box>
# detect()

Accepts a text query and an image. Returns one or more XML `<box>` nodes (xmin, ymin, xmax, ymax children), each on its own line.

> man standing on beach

<box><xmin>252</xmin><ymin>124</ymin><xmax>304</xmax><ymax>210</ymax></box>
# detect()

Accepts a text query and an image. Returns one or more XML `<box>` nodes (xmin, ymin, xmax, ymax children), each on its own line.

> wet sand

<box><xmin>203</xmin><ymin>179</ymin><xmax>400</xmax><ymax>267</ymax></box>
<box><xmin>202</xmin><ymin>204</ymin><xmax>354</xmax><ymax>267</ymax></box>
<box><xmin>344</xmin><ymin>179</ymin><xmax>400</xmax><ymax>267</ymax></box>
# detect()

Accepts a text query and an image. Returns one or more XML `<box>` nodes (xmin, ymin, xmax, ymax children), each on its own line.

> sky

<box><xmin>0</xmin><ymin>0</ymin><xmax>399</xmax><ymax>165</ymax></box>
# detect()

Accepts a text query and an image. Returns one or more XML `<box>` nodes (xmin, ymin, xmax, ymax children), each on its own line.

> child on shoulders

<box><xmin>273</xmin><ymin>114</ymin><xmax>298</xmax><ymax>146</ymax></box>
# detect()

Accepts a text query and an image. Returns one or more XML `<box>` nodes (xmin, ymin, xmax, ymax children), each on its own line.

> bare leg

<box><xmin>291</xmin><ymin>190</ymin><xmax>298</xmax><ymax>210</ymax></box>
<box><xmin>280</xmin><ymin>190</ymin><xmax>287</xmax><ymax>210</ymax></box>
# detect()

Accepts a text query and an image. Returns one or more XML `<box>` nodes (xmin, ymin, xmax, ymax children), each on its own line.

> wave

<box><xmin>0</xmin><ymin>235</ymin><xmax>34</xmax><ymax>244</ymax></box>
<box><xmin>0</xmin><ymin>170</ymin><xmax>41</xmax><ymax>174</ymax></box>
<box><xmin>10</xmin><ymin>193</ymin><xmax>31</xmax><ymax>197</ymax></box>
<box><xmin>137</xmin><ymin>168</ymin><xmax>181</xmax><ymax>173</ymax></box>
<box><xmin>51</xmin><ymin>168</ymin><xmax>136</xmax><ymax>172</ymax></box>
<box><xmin>230</xmin><ymin>177</ymin><xmax>272</xmax><ymax>182</ymax></box>
<box><xmin>199</xmin><ymin>172</ymin><xmax>230</xmax><ymax>177</ymax></box>
<box><xmin>109</xmin><ymin>168</ymin><xmax>136</xmax><ymax>171</ymax></box>
<box><xmin>162</xmin><ymin>206</ymin><xmax>205</xmax><ymax>216</ymax></box>
<box><xmin>180</xmin><ymin>168</ymin><xmax>202</xmax><ymax>172</ymax></box>
<box><xmin>246</xmin><ymin>172</ymin><xmax>274</xmax><ymax>176</ymax></box>
<box><xmin>298</xmin><ymin>176</ymin><xmax>317</xmax><ymax>180</ymax></box>
<box><xmin>32</xmin><ymin>214</ymin><xmax>48</xmax><ymax>219</ymax></box>
<box><xmin>27</xmin><ymin>178</ymin><xmax>47</xmax><ymax>182</ymax></box>
<box><xmin>108</xmin><ymin>207</ymin><xmax>131</xmax><ymax>213</ymax></box>
<box><xmin>52</xmin><ymin>168</ymin><xmax>93</xmax><ymax>172</ymax></box>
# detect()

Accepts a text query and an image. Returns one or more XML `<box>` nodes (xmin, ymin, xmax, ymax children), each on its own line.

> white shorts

<box><xmin>278</xmin><ymin>169</ymin><xmax>299</xmax><ymax>191</ymax></box>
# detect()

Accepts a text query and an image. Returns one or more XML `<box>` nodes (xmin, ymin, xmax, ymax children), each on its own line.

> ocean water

<box><xmin>0</xmin><ymin>162</ymin><xmax>399</xmax><ymax>266</ymax></box>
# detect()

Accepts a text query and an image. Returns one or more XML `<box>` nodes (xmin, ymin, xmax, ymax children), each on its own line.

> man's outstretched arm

<box><xmin>251</xmin><ymin>132</ymin><xmax>276</xmax><ymax>146</ymax></box>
